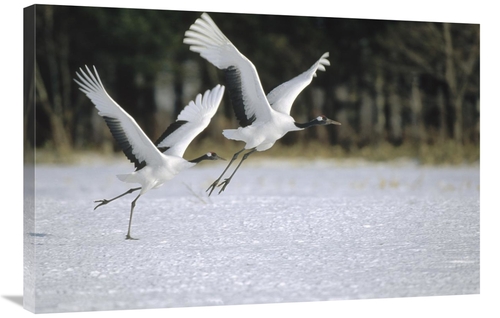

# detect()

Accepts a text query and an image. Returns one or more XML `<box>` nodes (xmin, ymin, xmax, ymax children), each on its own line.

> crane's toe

<box><xmin>94</xmin><ymin>199</ymin><xmax>110</xmax><ymax>210</ymax></box>
<box><xmin>217</xmin><ymin>178</ymin><xmax>231</xmax><ymax>194</ymax></box>
<box><xmin>206</xmin><ymin>179</ymin><xmax>220</xmax><ymax>196</ymax></box>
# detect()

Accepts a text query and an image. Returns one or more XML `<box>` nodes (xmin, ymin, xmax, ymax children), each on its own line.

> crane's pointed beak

<box><xmin>214</xmin><ymin>154</ymin><xmax>226</xmax><ymax>161</ymax></box>
<box><xmin>326</xmin><ymin>119</ymin><xmax>341</xmax><ymax>125</ymax></box>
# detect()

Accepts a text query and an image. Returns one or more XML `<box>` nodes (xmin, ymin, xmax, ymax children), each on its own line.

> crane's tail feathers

<box><xmin>117</xmin><ymin>174</ymin><xmax>131</xmax><ymax>182</ymax></box>
<box><xmin>221</xmin><ymin>129</ymin><xmax>239</xmax><ymax>141</ymax></box>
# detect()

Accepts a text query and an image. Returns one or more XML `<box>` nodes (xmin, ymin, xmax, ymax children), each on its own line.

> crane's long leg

<box><xmin>125</xmin><ymin>194</ymin><xmax>141</xmax><ymax>240</ymax></box>
<box><xmin>218</xmin><ymin>148</ymin><xmax>257</xmax><ymax>194</ymax></box>
<box><xmin>206</xmin><ymin>148</ymin><xmax>246</xmax><ymax>196</ymax></box>
<box><xmin>94</xmin><ymin>187</ymin><xmax>141</xmax><ymax>210</ymax></box>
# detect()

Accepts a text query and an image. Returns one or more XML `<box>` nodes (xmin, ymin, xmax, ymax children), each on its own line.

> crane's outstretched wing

<box><xmin>183</xmin><ymin>13</ymin><xmax>273</xmax><ymax>127</ymax></box>
<box><xmin>75</xmin><ymin>65</ymin><xmax>163</xmax><ymax>170</ymax></box>
<box><xmin>267</xmin><ymin>52</ymin><xmax>330</xmax><ymax>115</ymax></box>
<box><xmin>155</xmin><ymin>84</ymin><xmax>225</xmax><ymax>158</ymax></box>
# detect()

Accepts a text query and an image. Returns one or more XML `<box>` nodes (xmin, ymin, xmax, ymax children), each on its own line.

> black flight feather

<box><xmin>154</xmin><ymin>120</ymin><xmax>188</xmax><ymax>152</ymax></box>
<box><xmin>103</xmin><ymin>116</ymin><xmax>146</xmax><ymax>170</ymax></box>
<box><xmin>225</xmin><ymin>66</ymin><xmax>256</xmax><ymax>127</ymax></box>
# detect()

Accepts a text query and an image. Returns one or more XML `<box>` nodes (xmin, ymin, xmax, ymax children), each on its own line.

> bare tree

<box><xmin>410</xmin><ymin>75</ymin><xmax>425</xmax><ymax>143</ymax></box>
<box><xmin>377</xmin><ymin>21</ymin><xmax>479</xmax><ymax>144</ymax></box>
<box><xmin>443</xmin><ymin>23</ymin><xmax>479</xmax><ymax>143</ymax></box>
<box><xmin>35</xmin><ymin>6</ymin><xmax>76</xmax><ymax>154</ymax></box>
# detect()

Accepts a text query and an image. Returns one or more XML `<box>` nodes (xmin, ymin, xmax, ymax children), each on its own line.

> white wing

<box><xmin>267</xmin><ymin>52</ymin><xmax>330</xmax><ymax>115</ymax></box>
<box><xmin>74</xmin><ymin>65</ymin><xmax>163</xmax><ymax>170</ymax></box>
<box><xmin>183</xmin><ymin>12</ymin><xmax>273</xmax><ymax>127</ymax></box>
<box><xmin>155</xmin><ymin>84</ymin><xmax>225</xmax><ymax>157</ymax></box>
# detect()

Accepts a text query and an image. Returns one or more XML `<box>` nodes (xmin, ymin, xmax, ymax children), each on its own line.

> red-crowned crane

<box><xmin>183</xmin><ymin>13</ymin><xmax>341</xmax><ymax>196</ymax></box>
<box><xmin>75</xmin><ymin>65</ymin><xmax>225</xmax><ymax>239</ymax></box>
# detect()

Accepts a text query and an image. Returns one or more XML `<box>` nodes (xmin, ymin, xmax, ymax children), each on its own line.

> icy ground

<box><xmin>27</xmin><ymin>158</ymin><xmax>479</xmax><ymax>313</ymax></box>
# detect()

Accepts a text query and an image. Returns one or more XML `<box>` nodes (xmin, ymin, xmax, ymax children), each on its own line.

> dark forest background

<box><xmin>25</xmin><ymin>5</ymin><xmax>480</xmax><ymax>164</ymax></box>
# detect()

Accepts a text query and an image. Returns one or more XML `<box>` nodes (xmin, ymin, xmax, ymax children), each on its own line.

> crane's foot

<box><xmin>217</xmin><ymin>178</ymin><xmax>231</xmax><ymax>194</ymax></box>
<box><xmin>94</xmin><ymin>199</ymin><xmax>110</xmax><ymax>210</ymax></box>
<box><xmin>206</xmin><ymin>179</ymin><xmax>221</xmax><ymax>196</ymax></box>
<box><xmin>125</xmin><ymin>234</ymin><xmax>139</xmax><ymax>240</ymax></box>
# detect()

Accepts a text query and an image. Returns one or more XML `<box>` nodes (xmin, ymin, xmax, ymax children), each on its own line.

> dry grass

<box><xmin>191</xmin><ymin>138</ymin><xmax>480</xmax><ymax>165</ymax></box>
<box><xmin>31</xmin><ymin>139</ymin><xmax>479</xmax><ymax>166</ymax></box>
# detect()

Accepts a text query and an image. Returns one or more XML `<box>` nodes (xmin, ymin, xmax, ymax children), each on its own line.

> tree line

<box><xmin>26</xmin><ymin>5</ymin><xmax>479</xmax><ymax>161</ymax></box>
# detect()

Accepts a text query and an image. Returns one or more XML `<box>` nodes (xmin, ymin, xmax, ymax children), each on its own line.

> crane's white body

<box><xmin>75</xmin><ymin>66</ymin><xmax>225</xmax><ymax>196</ymax></box>
<box><xmin>75</xmin><ymin>65</ymin><xmax>225</xmax><ymax>238</ymax></box>
<box><xmin>222</xmin><ymin>112</ymin><xmax>301</xmax><ymax>151</ymax></box>
<box><xmin>184</xmin><ymin>13</ymin><xmax>338</xmax><ymax>195</ymax></box>
<box><xmin>116</xmin><ymin>155</ymin><xmax>194</xmax><ymax>192</ymax></box>
<box><xmin>184</xmin><ymin>13</ymin><xmax>331</xmax><ymax>152</ymax></box>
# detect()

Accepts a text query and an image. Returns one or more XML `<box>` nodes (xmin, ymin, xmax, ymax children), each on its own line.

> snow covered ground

<box><xmin>26</xmin><ymin>158</ymin><xmax>479</xmax><ymax>313</ymax></box>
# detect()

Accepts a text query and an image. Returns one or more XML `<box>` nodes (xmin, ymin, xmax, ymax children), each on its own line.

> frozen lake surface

<box><xmin>26</xmin><ymin>158</ymin><xmax>479</xmax><ymax>313</ymax></box>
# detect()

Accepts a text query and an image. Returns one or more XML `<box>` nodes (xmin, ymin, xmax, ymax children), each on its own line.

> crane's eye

<box><xmin>317</xmin><ymin>115</ymin><xmax>326</xmax><ymax>121</ymax></box>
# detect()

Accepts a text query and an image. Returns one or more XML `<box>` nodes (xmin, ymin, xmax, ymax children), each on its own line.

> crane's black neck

<box><xmin>294</xmin><ymin>118</ymin><xmax>321</xmax><ymax>129</ymax></box>
<box><xmin>188</xmin><ymin>153</ymin><xmax>212</xmax><ymax>163</ymax></box>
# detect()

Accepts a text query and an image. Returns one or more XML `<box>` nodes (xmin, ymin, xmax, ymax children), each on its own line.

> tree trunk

<box><xmin>437</xmin><ymin>87</ymin><xmax>447</xmax><ymax>143</ymax></box>
<box><xmin>388</xmin><ymin>81</ymin><xmax>402</xmax><ymax>145</ymax></box>
<box><xmin>374</xmin><ymin>70</ymin><xmax>386</xmax><ymax>143</ymax></box>
<box><xmin>410</xmin><ymin>75</ymin><xmax>425</xmax><ymax>143</ymax></box>
<box><xmin>359</xmin><ymin>89</ymin><xmax>373</xmax><ymax>146</ymax></box>
<box><xmin>443</xmin><ymin>23</ymin><xmax>462</xmax><ymax>144</ymax></box>
<box><xmin>37</xmin><ymin>6</ymin><xmax>73</xmax><ymax>154</ymax></box>
<box><xmin>35</xmin><ymin>63</ymin><xmax>72</xmax><ymax>154</ymax></box>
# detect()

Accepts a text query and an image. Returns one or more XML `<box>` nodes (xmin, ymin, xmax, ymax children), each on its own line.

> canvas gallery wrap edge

<box><xmin>24</xmin><ymin>4</ymin><xmax>479</xmax><ymax>314</ymax></box>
